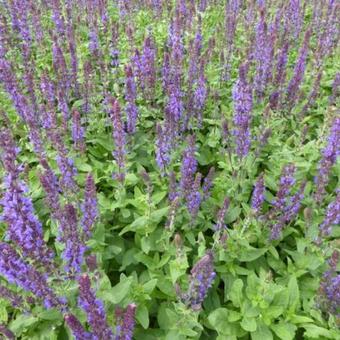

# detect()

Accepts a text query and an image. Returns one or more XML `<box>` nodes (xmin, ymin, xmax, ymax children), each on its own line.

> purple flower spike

<box><xmin>0</xmin><ymin>129</ymin><xmax>53</xmax><ymax>267</ymax></box>
<box><xmin>202</xmin><ymin>167</ymin><xmax>215</xmax><ymax>200</ymax></box>
<box><xmin>72</xmin><ymin>109</ymin><xmax>85</xmax><ymax>152</ymax></box>
<box><xmin>232</xmin><ymin>63</ymin><xmax>253</xmax><ymax>158</ymax></box>
<box><xmin>180</xmin><ymin>135</ymin><xmax>197</xmax><ymax>195</ymax></box>
<box><xmin>319</xmin><ymin>190</ymin><xmax>340</xmax><ymax>237</ymax></box>
<box><xmin>65</xmin><ymin>314</ymin><xmax>93</xmax><ymax>340</ymax></box>
<box><xmin>155</xmin><ymin>123</ymin><xmax>171</xmax><ymax>173</ymax></box>
<box><xmin>215</xmin><ymin>198</ymin><xmax>230</xmax><ymax>231</ymax></box>
<box><xmin>286</xmin><ymin>28</ymin><xmax>312</xmax><ymax>110</ymax></box>
<box><xmin>187</xmin><ymin>173</ymin><xmax>202</xmax><ymax>220</ymax></box>
<box><xmin>81</xmin><ymin>174</ymin><xmax>98</xmax><ymax>240</ymax></box>
<box><xmin>184</xmin><ymin>250</ymin><xmax>216</xmax><ymax>310</ymax></box>
<box><xmin>124</xmin><ymin>65</ymin><xmax>138</xmax><ymax>134</ymax></box>
<box><xmin>314</xmin><ymin>117</ymin><xmax>340</xmax><ymax>203</ymax></box>
<box><xmin>78</xmin><ymin>274</ymin><xmax>113</xmax><ymax>339</ymax></box>
<box><xmin>109</xmin><ymin>97</ymin><xmax>126</xmax><ymax>182</ymax></box>
<box><xmin>116</xmin><ymin>303</ymin><xmax>137</xmax><ymax>340</ymax></box>
<box><xmin>251</xmin><ymin>174</ymin><xmax>265</xmax><ymax>215</ymax></box>
<box><xmin>0</xmin><ymin>243</ymin><xmax>61</xmax><ymax>309</ymax></box>
<box><xmin>60</xmin><ymin>204</ymin><xmax>85</xmax><ymax>273</ymax></box>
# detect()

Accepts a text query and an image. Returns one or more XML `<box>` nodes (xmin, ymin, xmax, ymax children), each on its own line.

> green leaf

<box><xmin>136</xmin><ymin>305</ymin><xmax>149</xmax><ymax>329</ymax></box>
<box><xmin>109</xmin><ymin>277</ymin><xmax>132</xmax><ymax>304</ymax></box>
<box><xmin>0</xmin><ymin>304</ymin><xmax>8</xmax><ymax>323</ymax></box>
<box><xmin>289</xmin><ymin>315</ymin><xmax>314</xmax><ymax>324</ymax></box>
<box><xmin>302</xmin><ymin>325</ymin><xmax>334</xmax><ymax>339</ymax></box>
<box><xmin>143</xmin><ymin>279</ymin><xmax>158</xmax><ymax>294</ymax></box>
<box><xmin>271</xmin><ymin>323</ymin><xmax>297</xmax><ymax>340</ymax></box>
<box><xmin>239</xmin><ymin>247</ymin><xmax>267</xmax><ymax>262</ymax></box>
<box><xmin>241</xmin><ymin>317</ymin><xmax>257</xmax><ymax>332</ymax></box>
<box><xmin>251</xmin><ymin>322</ymin><xmax>273</xmax><ymax>340</ymax></box>
<box><xmin>287</xmin><ymin>275</ymin><xmax>300</xmax><ymax>312</ymax></box>
<box><xmin>229</xmin><ymin>279</ymin><xmax>244</xmax><ymax>307</ymax></box>
<box><xmin>208</xmin><ymin>308</ymin><xmax>230</xmax><ymax>334</ymax></box>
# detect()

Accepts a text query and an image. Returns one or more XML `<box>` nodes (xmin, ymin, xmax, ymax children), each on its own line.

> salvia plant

<box><xmin>0</xmin><ymin>0</ymin><xmax>339</xmax><ymax>339</ymax></box>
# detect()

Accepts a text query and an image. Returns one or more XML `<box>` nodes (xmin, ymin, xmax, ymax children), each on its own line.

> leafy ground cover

<box><xmin>0</xmin><ymin>0</ymin><xmax>339</xmax><ymax>339</ymax></box>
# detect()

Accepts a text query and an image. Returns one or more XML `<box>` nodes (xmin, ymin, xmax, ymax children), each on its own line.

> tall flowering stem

<box><xmin>78</xmin><ymin>274</ymin><xmax>113</xmax><ymax>339</ymax></box>
<box><xmin>182</xmin><ymin>250</ymin><xmax>216</xmax><ymax>310</ymax></box>
<box><xmin>0</xmin><ymin>129</ymin><xmax>53</xmax><ymax>267</ymax></box>
<box><xmin>109</xmin><ymin>97</ymin><xmax>126</xmax><ymax>182</ymax></box>
<box><xmin>64</xmin><ymin>314</ymin><xmax>93</xmax><ymax>340</ymax></box>
<box><xmin>124</xmin><ymin>65</ymin><xmax>138</xmax><ymax>133</ymax></box>
<box><xmin>81</xmin><ymin>174</ymin><xmax>98</xmax><ymax>240</ymax></box>
<box><xmin>251</xmin><ymin>174</ymin><xmax>265</xmax><ymax>215</ymax></box>
<box><xmin>319</xmin><ymin>190</ymin><xmax>340</xmax><ymax>237</ymax></box>
<box><xmin>115</xmin><ymin>303</ymin><xmax>137</xmax><ymax>340</ymax></box>
<box><xmin>180</xmin><ymin>135</ymin><xmax>197</xmax><ymax>196</ymax></box>
<box><xmin>155</xmin><ymin>123</ymin><xmax>171</xmax><ymax>173</ymax></box>
<box><xmin>285</xmin><ymin>28</ymin><xmax>312</xmax><ymax>110</ymax></box>
<box><xmin>59</xmin><ymin>204</ymin><xmax>85</xmax><ymax>273</ymax></box>
<box><xmin>314</xmin><ymin>117</ymin><xmax>340</xmax><ymax>203</ymax></box>
<box><xmin>232</xmin><ymin>63</ymin><xmax>253</xmax><ymax>158</ymax></box>
<box><xmin>0</xmin><ymin>243</ymin><xmax>62</xmax><ymax>309</ymax></box>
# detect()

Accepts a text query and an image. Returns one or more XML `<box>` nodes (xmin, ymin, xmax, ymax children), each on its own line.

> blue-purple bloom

<box><xmin>115</xmin><ymin>303</ymin><xmax>137</xmax><ymax>340</ymax></box>
<box><xmin>180</xmin><ymin>135</ymin><xmax>197</xmax><ymax>195</ymax></box>
<box><xmin>286</xmin><ymin>28</ymin><xmax>312</xmax><ymax>110</ymax></box>
<box><xmin>0</xmin><ymin>130</ymin><xmax>53</xmax><ymax>266</ymax></box>
<box><xmin>72</xmin><ymin>109</ymin><xmax>85</xmax><ymax>152</ymax></box>
<box><xmin>81</xmin><ymin>174</ymin><xmax>98</xmax><ymax>240</ymax></box>
<box><xmin>319</xmin><ymin>190</ymin><xmax>340</xmax><ymax>237</ymax></box>
<box><xmin>0</xmin><ymin>243</ymin><xmax>61</xmax><ymax>309</ymax></box>
<box><xmin>202</xmin><ymin>167</ymin><xmax>215</xmax><ymax>200</ymax></box>
<box><xmin>187</xmin><ymin>173</ymin><xmax>202</xmax><ymax>220</ymax></box>
<box><xmin>215</xmin><ymin>198</ymin><xmax>230</xmax><ymax>231</ymax></box>
<box><xmin>155</xmin><ymin>123</ymin><xmax>171</xmax><ymax>173</ymax></box>
<box><xmin>314</xmin><ymin>117</ymin><xmax>340</xmax><ymax>203</ymax></box>
<box><xmin>65</xmin><ymin>314</ymin><xmax>93</xmax><ymax>340</ymax></box>
<box><xmin>124</xmin><ymin>65</ymin><xmax>138</xmax><ymax>133</ymax></box>
<box><xmin>60</xmin><ymin>204</ymin><xmax>85</xmax><ymax>273</ymax></box>
<box><xmin>183</xmin><ymin>250</ymin><xmax>216</xmax><ymax>310</ymax></box>
<box><xmin>78</xmin><ymin>274</ymin><xmax>113</xmax><ymax>339</ymax></box>
<box><xmin>251</xmin><ymin>174</ymin><xmax>265</xmax><ymax>215</ymax></box>
<box><xmin>232</xmin><ymin>63</ymin><xmax>252</xmax><ymax>157</ymax></box>
<box><xmin>109</xmin><ymin>97</ymin><xmax>126</xmax><ymax>182</ymax></box>
<box><xmin>56</xmin><ymin>153</ymin><xmax>78</xmax><ymax>191</ymax></box>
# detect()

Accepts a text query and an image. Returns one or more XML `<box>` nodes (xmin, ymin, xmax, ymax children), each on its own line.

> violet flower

<box><xmin>60</xmin><ymin>204</ymin><xmax>86</xmax><ymax>273</ymax></box>
<box><xmin>180</xmin><ymin>135</ymin><xmax>197</xmax><ymax>195</ymax></box>
<box><xmin>65</xmin><ymin>314</ymin><xmax>93</xmax><ymax>340</ymax></box>
<box><xmin>78</xmin><ymin>274</ymin><xmax>113</xmax><ymax>339</ymax></box>
<box><xmin>0</xmin><ymin>129</ymin><xmax>53</xmax><ymax>266</ymax></box>
<box><xmin>183</xmin><ymin>251</ymin><xmax>216</xmax><ymax>310</ymax></box>
<box><xmin>81</xmin><ymin>174</ymin><xmax>98</xmax><ymax>240</ymax></box>
<box><xmin>251</xmin><ymin>174</ymin><xmax>265</xmax><ymax>215</ymax></box>
<box><xmin>202</xmin><ymin>167</ymin><xmax>215</xmax><ymax>200</ymax></box>
<box><xmin>155</xmin><ymin>123</ymin><xmax>171</xmax><ymax>173</ymax></box>
<box><xmin>285</xmin><ymin>28</ymin><xmax>312</xmax><ymax>110</ymax></box>
<box><xmin>215</xmin><ymin>198</ymin><xmax>230</xmax><ymax>231</ymax></box>
<box><xmin>187</xmin><ymin>173</ymin><xmax>202</xmax><ymax>220</ymax></box>
<box><xmin>124</xmin><ymin>65</ymin><xmax>138</xmax><ymax>133</ymax></box>
<box><xmin>115</xmin><ymin>303</ymin><xmax>137</xmax><ymax>340</ymax></box>
<box><xmin>232</xmin><ymin>63</ymin><xmax>252</xmax><ymax>158</ymax></box>
<box><xmin>314</xmin><ymin>117</ymin><xmax>340</xmax><ymax>203</ymax></box>
<box><xmin>109</xmin><ymin>97</ymin><xmax>126</xmax><ymax>182</ymax></box>
<box><xmin>319</xmin><ymin>190</ymin><xmax>340</xmax><ymax>237</ymax></box>
<box><xmin>0</xmin><ymin>243</ymin><xmax>61</xmax><ymax>309</ymax></box>
<box><xmin>72</xmin><ymin>109</ymin><xmax>85</xmax><ymax>152</ymax></box>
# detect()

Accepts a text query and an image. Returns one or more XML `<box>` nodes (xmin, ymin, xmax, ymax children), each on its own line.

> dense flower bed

<box><xmin>0</xmin><ymin>0</ymin><xmax>339</xmax><ymax>339</ymax></box>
